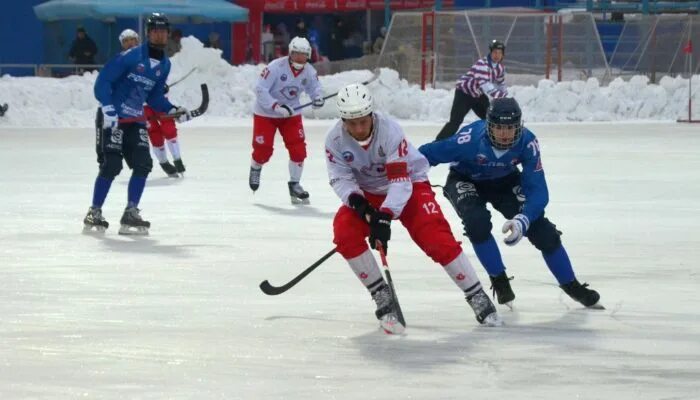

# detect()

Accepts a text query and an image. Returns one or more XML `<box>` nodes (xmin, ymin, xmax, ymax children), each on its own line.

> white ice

<box><xmin>0</xmin><ymin>120</ymin><xmax>698</xmax><ymax>399</ymax></box>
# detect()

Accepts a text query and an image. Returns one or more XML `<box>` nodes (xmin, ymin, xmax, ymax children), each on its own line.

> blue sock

<box><xmin>127</xmin><ymin>175</ymin><xmax>147</xmax><ymax>208</ymax></box>
<box><xmin>91</xmin><ymin>176</ymin><xmax>113</xmax><ymax>208</ymax></box>
<box><xmin>471</xmin><ymin>235</ymin><xmax>506</xmax><ymax>276</ymax></box>
<box><xmin>542</xmin><ymin>245</ymin><xmax>576</xmax><ymax>285</ymax></box>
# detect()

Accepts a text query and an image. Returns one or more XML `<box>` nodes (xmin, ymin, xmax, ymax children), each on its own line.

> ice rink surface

<box><xmin>0</xmin><ymin>121</ymin><xmax>698</xmax><ymax>399</ymax></box>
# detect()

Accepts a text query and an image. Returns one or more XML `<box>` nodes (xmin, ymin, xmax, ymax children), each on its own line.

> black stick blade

<box><xmin>259</xmin><ymin>280</ymin><xmax>286</xmax><ymax>296</ymax></box>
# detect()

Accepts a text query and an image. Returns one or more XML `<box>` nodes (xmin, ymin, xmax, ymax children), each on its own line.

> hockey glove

<box><xmin>101</xmin><ymin>105</ymin><xmax>118</xmax><ymax>130</ymax></box>
<box><xmin>369</xmin><ymin>211</ymin><xmax>392</xmax><ymax>254</ymax></box>
<box><xmin>312</xmin><ymin>97</ymin><xmax>325</xmax><ymax>109</ymax></box>
<box><xmin>273</xmin><ymin>103</ymin><xmax>293</xmax><ymax>117</ymax></box>
<box><xmin>348</xmin><ymin>193</ymin><xmax>375</xmax><ymax>222</ymax></box>
<box><xmin>502</xmin><ymin>214</ymin><xmax>530</xmax><ymax>246</ymax></box>
<box><xmin>169</xmin><ymin>106</ymin><xmax>192</xmax><ymax>123</ymax></box>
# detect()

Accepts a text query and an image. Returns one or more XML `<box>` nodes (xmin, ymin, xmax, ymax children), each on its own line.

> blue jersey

<box><xmin>94</xmin><ymin>43</ymin><xmax>173</xmax><ymax>119</ymax></box>
<box><xmin>419</xmin><ymin>120</ymin><xmax>549</xmax><ymax>222</ymax></box>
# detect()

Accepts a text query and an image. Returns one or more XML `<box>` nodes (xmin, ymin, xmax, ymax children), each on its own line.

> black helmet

<box><xmin>486</xmin><ymin>98</ymin><xmax>522</xmax><ymax>150</ymax></box>
<box><xmin>489</xmin><ymin>39</ymin><xmax>506</xmax><ymax>54</ymax></box>
<box><xmin>146</xmin><ymin>13</ymin><xmax>170</xmax><ymax>32</ymax></box>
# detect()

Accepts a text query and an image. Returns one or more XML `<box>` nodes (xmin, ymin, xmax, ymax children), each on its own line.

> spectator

<box><xmin>261</xmin><ymin>24</ymin><xmax>275</xmax><ymax>62</ymax></box>
<box><xmin>275</xmin><ymin>22</ymin><xmax>290</xmax><ymax>54</ymax></box>
<box><xmin>294</xmin><ymin>19</ymin><xmax>308</xmax><ymax>39</ymax></box>
<box><xmin>166</xmin><ymin>29</ymin><xmax>183</xmax><ymax>57</ymax></box>
<box><xmin>69</xmin><ymin>27</ymin><xmax>98</xmax><ymax>70</ymax></box>
<box><xmin>373</xmin><ymin>26</ymin><xmax>387</xmax><ymax>54</ymax></box>
<box><xmin>329</xmin><ymin>18</ymin><xmax>347</xmax><ymax>61</ymax></box>
<box><xmin>205</xmin><ymin>32</ymin><xmax>221</xmax><ymax>49</ymax></box>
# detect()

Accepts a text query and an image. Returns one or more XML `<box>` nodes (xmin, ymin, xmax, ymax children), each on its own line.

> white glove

<box><xmin>502</xmin><ymin>214</ymin><xmax>530</xmax><ymax>246</ymax></box>
<box><xmin>169</xmin><ymin>106</ymin><xmax>192</xmax><ymax>123</ymax></box>
<box><xmin>312</xmin><ymin>97</ymin><xmax>325</xmax><ymax>109</ymax></box>
<box><xmin>101</xmin><ymin>105</ymin><xmax>118</xmax><ymax>130</ymax></box>
<box><xmin>273</xmin><ymin>103</ymin><xmax>293</xmax><ymax>117</ymax></box>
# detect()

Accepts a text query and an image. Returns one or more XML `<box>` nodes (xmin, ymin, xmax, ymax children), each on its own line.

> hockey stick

<box><xmin>293</xmin><ymin>69</ymin><xmax>381</xmax><ymax>111</ymax></box>
<box><xmin>259</xmin><ymin>248</ymin><xmax>337</xmax><ymax>295</ymax></box>
<box><xmin>119</xmin><ymin>83</ymin><xmax>209</xmax><ymax>124</ymax></box>
<box><xmin>168</xmin><ymin>67</ymin><xmax>197</xmax><ymax>88</ymax></box>
<box><xmin>377</xmin><ymin>244</ymin><xmax>406</xmax><ymax>328</ymax></box>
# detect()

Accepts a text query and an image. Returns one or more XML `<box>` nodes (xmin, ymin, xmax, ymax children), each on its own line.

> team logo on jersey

<box><xmin>280</xmin><ymin>86</ymin><xmax>301</xmax><ymax>100</ymax></box>
<box><xmin>511</xmin><ymin>158</ymin><xmax>520</xmax><ymax>165</ymax></box>
<box><xmin>342</xmin><ymin>151</ymin><xmax>354</xmax><ymax>162</ymax></box>
<box><xmin>137</xmin><ymin>64</ymin><xmax>145</xmax><ymax>73</ymax></box>
<box><xmin>281</xmin><ymin>74</ymin><xmax>287</xmax><ymax>81</ymax></box>
<box><xmin>476</xmin><ymin>154</ymin><xmax>488</xmax><ymax>165</ymax></box>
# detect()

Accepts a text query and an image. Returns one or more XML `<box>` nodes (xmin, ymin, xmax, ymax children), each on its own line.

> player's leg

<box><xmin>472</xmin><ymin>94</ymin><xmax>490</xmax><ymax>120</ymax></box>
<box><xmin>249</xmin><ymin>114</ymin><xmax>278</xmax><ymax>192</ymax></box>
<box><xmin>145</xmin><ymin>108</ymin><xmax>177</xmax><ymax>177</ymax></box>
<box><xmin>491</xmin><ymin>173</ymin><xmax>601</xmax><ymax>308</ymax></box>
<box><xmin>279</xmin><ymin>115</ymin><xmax>309</xmax><ymax>204</ymax></box>
<box><xmin>333</xmin><ymin>200</ymin><xmax>403</xmax><ymax>333</ymax></box>
<box><xmin>400</xmin><ymin>182</ymin><xmax>501</xmax><ymax>325</ymax></box>
<box><xmin>85</xmin><ymin>110</ymin><xmax>122</xmax><ymax>232</ymax></box>
<box><xmin>161</xmin><ymin>118</ymin><xmax>185</xmax><ymax>174</ymax></box>
<box><xmin>435</xmin><ymin>89</ymin><xmax>472</xmax><ymax>141</ymax></box>
<box><xmin>119</xmin><ymin>124</ymin><xmax>153</xmax><ymax>235</ymax></box>
<box><xmin>442</xmin><ymin>170</ymin><xmax>514</xmax><ymax>305</ymax></box>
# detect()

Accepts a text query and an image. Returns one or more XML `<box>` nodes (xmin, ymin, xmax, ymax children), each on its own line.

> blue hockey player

<box><xmin>418</xmin><ymin>98</ymin><xmax>602</xmax><ymax>309</ymax></box>
<box><xmin>83</xmin><ymin>13</ymin><xmax>192</xmax><ymax>235</ymax></box>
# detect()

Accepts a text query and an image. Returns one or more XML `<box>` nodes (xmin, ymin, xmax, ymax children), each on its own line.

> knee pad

<box><xmin>99</xmin><ymin>152</ymin><xmax>123</xmax><ymax>179</ymax></box>
<box><xmin>526</xmin><ymin>217</ymin><xmax>562</xmax><ymax>253</ymax></box>
<box><xmin>462</xmin><ymin>209</ymin><xmax>493</xmax><ymax>243</ymax></box>
<box><xmin>287</xmin><ymin>142</ymin><xmax>306</xmax><ymax>163</ymax></box>
<box><xmin>131</xmin><ymin>152</ymin><xmax>153</xmax><ymax>177</ymax></box>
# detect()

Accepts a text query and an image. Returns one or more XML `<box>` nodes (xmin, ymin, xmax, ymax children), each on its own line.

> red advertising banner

<box><xmin>264</xmin><ymin>0</ymin><xmax>296</xmax><ymax>12</ymax></box>
<box><xmin>336</xmin><ymin>0</ymin><xmax>368</xmax><ymax>10</ymax></box>
<box><xmin>298</xmin><ymin>0</ymin><xmax>335</xmax><ymax>11</ymax></box>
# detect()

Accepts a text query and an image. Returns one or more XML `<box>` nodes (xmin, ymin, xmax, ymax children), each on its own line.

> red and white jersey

<box><xmin>457</xmin><ymin>56</ymin><xmax>507</xmax><ymax>98</ymax></box>
<box><xmin>324</xmin><ymin>111</ymin><xmax>430</xmax><ymax>218</ymax></box>
<box><xmin>254</xmin><ymin>56</ymin><xmax>323</xmax><ymax>118</ymax></box>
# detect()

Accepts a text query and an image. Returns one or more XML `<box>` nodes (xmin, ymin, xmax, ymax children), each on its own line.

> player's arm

<box><xmin>93</xmin><ymin>53</ymin><xmax>130</xmax><ymax>108</ymax></box>
<box><xmin>255</xmin><ymin>66</ymin><xmax>280</xmax><ymax>112</ymax></box>
<box><xmin>146</xmin><ymin>64</ymin><xmax>175</xmax><ymax>113</ymax></box>
<box><xmin>418</xmin><ymin>126</ymin><xmax>474</xmax><ymax>166</ymax></box>
<box><xmin>378</xmin><ymin>130</ymin><xmax>414</xmax><ymax>219</ymax></box>
<box><xmin>519</xmin><ymin>136</ymin><xmax>549</xmax><ymax>223</ymax></box>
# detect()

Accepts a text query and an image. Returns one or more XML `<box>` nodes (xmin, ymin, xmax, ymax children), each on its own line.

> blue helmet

<box><xmin>486</xmin><ymin>98</ymin><xmax>522</xmax><ymax>150</ymax></box>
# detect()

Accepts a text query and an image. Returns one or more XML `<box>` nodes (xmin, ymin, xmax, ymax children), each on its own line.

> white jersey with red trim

<box><xmin>324</xmin><ymin>111</ymin><xmax>430</xmax><ymax>218</ymax></box>
<box><xmin>253</xmin><ymin>56</ymin><xmax>323</xmax><ymax>118</ymax></box>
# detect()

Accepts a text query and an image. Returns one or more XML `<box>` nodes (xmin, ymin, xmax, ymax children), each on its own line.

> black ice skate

<box><xmin>0</xmin><ymin>103</ymin><xmax>7</xmax><ymax>117</ymax></box>
<box><xmin>466</xmin><ymin>288</ymin><xmax>503</xmax><ymax>326</ymax></box>
<box><xmin>249</xmin><ymin>166</ymin><xmax>261</xmax><ymax>192</ymax></box>
<box><xmin>371</xmin><ymin>283</ymin><xmax>405</xmax><ymax>334</ymax></box>
<box><xmin>490</xmin><ymin>272</ymin><xmax>515</xmax><ymax>308</ymax></box>
<box><xmin>83</xmin><ymin>206</ymin><xmax>109</xmax><ymax>233</ymax></box>
<box><xmin>118</xmin><ymin>207</ymin><xmax>150</xmax><ymax>235</ymax></box>
<box><xmin>160</xmin><ymin>162</ymin><xmax>179</xmax><ymax>178</ymax></box>
<box><xmin>288</xmin><ymin>181</ymin><xmax>310</xmax><ymax>205</ymax></box>
<box><xmin>560</xmin><ymin>279</ymin><xmax>603</xmax><ymax>309</ymax></box>
<box><xmin>173</xmin><ymin>158</ymin><xmax>186</xmax><ymax>175</ymax></box>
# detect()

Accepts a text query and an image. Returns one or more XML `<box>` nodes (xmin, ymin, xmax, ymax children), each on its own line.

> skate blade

<box><xmin>586</xmin><ymin>302</ymin><xmax>605</xmax><ymax>310</ymax></box>
<box><xmin>379</xmin><ymin>314</ymin><xmax>405</xmax><ymax>335</ymax></box>
<box><xmin>503</xmin><ymin>301</ymin><xmax>514</xmax><ymax>311</ymax></box>
<box><xmin>290</xmin><ymin>196</ymin><xmax>310</xmax><ymax>205</ymax></box>
<box><xmin>82</xmin><ymin>224</ymin><xmax>106</xmax><ymax>234</ymax></box>
<box><xmin>167</xmin><ymin>173</ymin><xmax>180</xmax><ymax>178</ymax></box>
<box><xmin>118</xmin><ymin>225</ymin><xmax>149</xmax><ymax>236</ymax></box>
<box><xmin>481</xmin><ymin>312</ymin><xmax>504</xmax><ymax>327</ymax></box>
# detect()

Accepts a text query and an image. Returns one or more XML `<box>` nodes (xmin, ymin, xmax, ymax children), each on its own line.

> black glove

<box><xmin>348</xmin><ymin>193</ymin><xmax>375</xmax><ymax>222</ymax></box>
<box><xmin>369</xmin><ymin>211</ymin><xmax>392</xmax><ymax>254</ymax></box>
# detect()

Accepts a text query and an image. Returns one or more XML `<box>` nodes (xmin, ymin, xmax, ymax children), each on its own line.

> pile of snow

<box><xmin>0</xmin><ymin>36</ymin><xmax>697</xmax><ymax>128</ymax></box>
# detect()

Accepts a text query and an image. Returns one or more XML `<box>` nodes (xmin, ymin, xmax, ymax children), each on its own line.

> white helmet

<box><xmin>336</xmin><ymin>83</ymin><xmax>374</xmax><ymax>119</ymax></box>
<box><xmin>289</xmin><ymin>36</ymin><xmax>311</xmax><ymax>69</ymax></box>
<box><xmin>119</xmin><ymin>29</ymin><xmax>139</xmax><ymax>43</ymax></box>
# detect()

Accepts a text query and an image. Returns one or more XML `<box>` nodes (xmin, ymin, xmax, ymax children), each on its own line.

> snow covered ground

<box><xmin>0</xmin><ymin>36</ymin><xmax>698</xmax><ymax>129</ymax></box>
<box><xmin>0</xmin><ymin>121</ymin><xmax>698</xmax><ymax>399</ymax></box>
